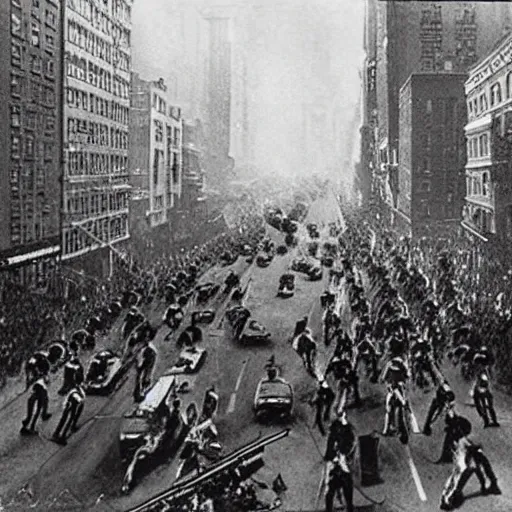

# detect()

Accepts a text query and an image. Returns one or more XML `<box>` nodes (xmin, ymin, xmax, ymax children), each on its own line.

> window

<box><xmin>11</xmin><ymin>12</ymin><xmax>22</xmax><ymax>37</ymax></box>
<box><xmin>45</xmin><ymin>59</ymin><xmax>55</xmax><ymax>79</ymax></box>
<box><xmin>480</xmin><ymin>93</ymin><xmax>488</xmax><ymax>112</ymax></box>
<box><xmin>31</xmin><ymin>23</ymin><xmax>41</xmax><ymax>47</ymax></box>
<box><xmin>45</xmin><ymin>115</ymin><xmax>55</xmax><ymax>134</ymax></box>
<box><xmin>420</xmin><ymin>180</ymin><xmax>431</xmax><ymax>193</ymax></box>
<box><xmin>11</xmin><ymin>105</ymin><xmax>21</xmax><ymax>128</ymax></box>
<box><xmin>11</xmin><ymin>74</ymin><xmax>22</xmax><ymax>97</ymax></box>
<box><xmin>491</xmin><ymin>82</ymin><xmax>502</xmax><ymax>106</ymax></box>
<box><xmin>45</xmin><ymin>9</ymin><xmax>56</xmax><ymax>29</ymax></box>
<box><xmin>32</xmin><ymin>0</ymin><xmax>39</xmax><ymax>7</ymax></box>
<box><xmin>31</xmin><ymin>55</ymin><xmax>42</xmax><ymax>74</ymax></box>
<box><xmin>12</xmin><ymin>134</ymin><xmax>21</xmax><ymax>159</ymax></box>
<box><xmin>44</xmin><ymin>86</ymin><xmax>55</xmax><ymax>106</ymax></box>
<box><xmin>154</xmin><ymin>120</ymin><xmax>163</xmax><ymax>142</ymax></box>
<box><xmin>12</xmin><ymin>42</ymin><xmax>22</xmax><ymax>67</ymax></box>
<box><xmin>25</xmin><ymin>136</ymin><xmax>35</xmax><ymax>159</ymax></box>
<box><xmin>25</xmin><ymin>110</ymin><xmax>37</xmax><ymax>131</ymax></box>
<box><xmin>426</xmin><ymin>99</ymin><xmax>433</xmax><ymax>114</ymax></box>
<box><xmin>44</xmin><ymin>142</ymin><xmax>53</xmax><ymax>161</ymax></box>
<box><xmin>468</xmin><ymin>141</ymin><xmax>473</xmax><ymax>159</ymax></box>
<box><xmin>45</xmin><ymin>34</ymin><xmax>55</xmax><ymax>52</ymax></box>
<box><xmin>423</xmin><ymin>156</ymin><xmax>431</xmax><ymax>173</ymax></box>
<box><xmin>482</xmin><ymin>172</ymin><xmax>490</xmax><ymax>196</ymax></box>
<box><xmin>507</xmin><ymin>72</ymin><xmax>512</xmax><ymax>99</ymax></box>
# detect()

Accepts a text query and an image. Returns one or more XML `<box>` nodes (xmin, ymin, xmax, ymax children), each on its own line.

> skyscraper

<box><xmin>0</xmin><ymin>0</ymin><xmax>64</xmax><ymax>285</ymax></box>
<box><xmin>61</xmin><ymin>0</ymin><xmax>132</xmax><ymax>278</ymax></box>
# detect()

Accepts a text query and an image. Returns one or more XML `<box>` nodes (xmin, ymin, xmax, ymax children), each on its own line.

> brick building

<box><xmin>372</xmin><ymin>1</ymin><xmax>512</xmax><ymax>225</ymax></box>
<box><xmin>398</xmin><ymin>73</ymin><xmax>467</xmax><ymax>237</ymax></box>
<box><xmin>129</xmin><ymin>74</ymin><xmax>183</xmax><ymax>258</ymax></box>
<box><xmin>61</xmin><ymin>0</ymin><xmax>133</xmax><ymax>278</ymax></box>
<box><xmin>0</xmin><ymin>0</ymin><xmax>63</xmax><ymax>285</ymax></box>
<box><xmin>463</xmin><ymin>33</ymin><xmax>512</xmax><ymax>244</ymax></box>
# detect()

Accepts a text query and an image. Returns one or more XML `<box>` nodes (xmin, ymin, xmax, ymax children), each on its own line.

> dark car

<box><xmin>196</xmin><ymin>283</ymin><xmax>220</xmax><ymax>304</ymax></box>
<box><xmin>85</xmin><ymin>349</ymin><xmax>128</xmax><ymax>395</ymax></box>
<box><xmin>256</xmin><ymin>253</ymin><xmax>272</xmax><ymax>268</ymax></box>
<box><xmin>253</xmin><ymin>378</ymin><xmax>294</xmax><ymax>421</ymax></box>
<box><xmin>277</xmin><ymin>274</ymin><xmax>295</xmax><ymax>298</ymax></box>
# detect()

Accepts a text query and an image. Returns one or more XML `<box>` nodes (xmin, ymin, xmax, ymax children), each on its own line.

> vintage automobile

<box><xmin>256</xmin><ymin>252</ymin><xmax>273</xmax><ymax>268</ymax></box>
<box><xmin>166</xmin><ymin>346</ymin><xmax>208</xmax><ymax>375</ymax></box>
<box><xmin>276</xmin><ymin>244</ymin><xmax>288</xmax><ymax>255</ymax></box>
<box><xmin>277</xmin><ymin>273</ymin><xmax>295</xmax><ymax>298</ymax></box>
<box><xmin>239</xmin><ymin>317</ymin><xmax>271</xmax><ymax>344</ymax></box>
<box><xmin>119</xmin><ymin>375</ymin><xmax>183</xmax><ymax>459</ymax></box>
<box><xmin>71</xmin><ymin>329</ymin><xmax>96</xmax><ymax>351</ymax></box>
<box><xmin>284</xmin><ymin>233</ymin><xmax>298</xmax><ymax>247</ymax></box>
<box><xmin>307</xmin><ymin>223</ymin><xmax>320</xmax><ymax>239</ymax></box>
<box><xmin>308</xmin><ymin>264</ymin><xmax>323</xmax><ymax>281</ymax></box>
<box><xmin>85</xmin><ymin>349</ymin><xmax>127</xmax><ymax>395</ymax></box>
<box><xmin>120</xmin><ymin>376</ymin><xmax>188</xmax><ymax>493</ymax></box>
<box><xmin>240</xmin><ymin>244</ymin><xmax>254</xmax><ymax>257</ymax></box>
<box><xmin>253</xmin><ymin>373</ymin><xmax>294</xmax><ymax>421</ymax></box>
<box><xmin>288</xmin><ymin>202</ymin><xmax>308</xmax><ymax>223</ymax></box>
<box><xmin>322</xmin><ymin>256</ymin><xmax>334</xmax><ymax>268</ymax></box>
<box><xmin>220</xmin><ymin>251</ymin><xmax>238</xmax><ymax>267</ymax></box>
<box><xmin>281</xmin><ymin>218</ymin><xmax>299</xmax><ymax>234</ymax></box>
<box><xmin>196</xmin><ymin>282</ymin><xmax>220</xmax><ymax>304</ymax></box>
<box><xmin>25</xmin><ymin>340</ymin><xmax>71</xmax><ymax>387</ymax></box>
<box><xmin>291</xmin><ymin>257</ymin><xmax>314</xmax><ymax>274</ymax></box>
<box><xmin>191</xmin><ymin>310</ymin><xmax>215</xmax><ymax>325</ymax></box>
<box><xmin>308</xmin><ymin>242</ymin><xmax>319</xmax><ymax>257</ymax></box>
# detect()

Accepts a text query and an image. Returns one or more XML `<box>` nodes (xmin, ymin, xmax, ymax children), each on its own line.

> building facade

<box><xmin>61</xmin><ymin>0</ymin><xmax>132</xmax><ymax>278</ymax></box>
<box><xmin>373</xmin><ymin>1</ymin><xmax>512</xmax><ymax>225</ymax></box>
<box><xmin>0</xmin><ymin>0</ymin><xmax>63</xmax><ymax>285</ymax></box>
<box><xmin>463</xmin><ymin>33</ymin><xmax>512</xmax><ymax>243</ymax></box>
<box><xmin>129</xmin><ymin>74</ymin><xmax>183</xmax><ymax>257</ymax></box>
<box><xmin>398</xmin><ymin>73</ymin><xmax>467</xmax><ymax>237</ymax></box>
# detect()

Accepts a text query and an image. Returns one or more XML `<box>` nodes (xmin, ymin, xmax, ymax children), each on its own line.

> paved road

<box><xmin>1</xmin><ymin>191</ymin><xmax>511</xmax><ymax>511</ymax></box>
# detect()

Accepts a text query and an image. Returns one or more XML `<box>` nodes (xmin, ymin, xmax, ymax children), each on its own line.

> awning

<box><xmin>112</xmin><ymin>184</ymin><xmax>132</xmax><ymax>191</ymax></box>
<box><xmin>464</xmin><ymin>114</ymin><xmax>492</xmax><ymax>135</ymax></box>
<box><xmin>3</xmin><ymin>245</ymin><xmax>61</xmax><ymax>267</ymax></box>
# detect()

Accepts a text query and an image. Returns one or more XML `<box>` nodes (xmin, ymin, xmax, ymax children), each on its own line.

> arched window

<box><xmin>491</xmin><ymin>83</ymin><xmax>502</xmax><ymax>106</ymax></box>
<box><xmin>482</xmin><ymin>172</ymin><xmax>489</xmax><ymax>196</ymax></box>
<box><xmin>507</xmin><ymin>72</ymin><xmax>512</xmax><ymax>99</ymax></box>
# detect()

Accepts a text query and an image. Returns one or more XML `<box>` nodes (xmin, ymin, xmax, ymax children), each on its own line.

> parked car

<box><xmin>196</xmin><ymin>283</ymin><xmax>220</xmax><ymax>304</ymax></box>
<box><xmin>253</xmin><ymin>374</ymin><xmax>294</xmax><ymax>421</ymax></box>
<box><xmin>166</xmin><ymin>347</ymin><xmax>207</xmax><ymax>375</ymax></box>
<box><xmin>277</xmin><ymin>273</ymin><xmax>295</xmax><ymax>298</ymax></box>
<box><xmin>85</xmin><ymin>349</ymin><xmax>128</xmax><ymax>395</ymax></box>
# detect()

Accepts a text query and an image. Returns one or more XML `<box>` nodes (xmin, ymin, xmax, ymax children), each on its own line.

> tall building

<box><xmin>462</xmin><ymin>33</ymin><xmax>512</xmax><ymax>244</ymax></box>
<box><xmin>129</xmin><ymin>74</ymin><xmax>183</xmax><ymax>257</ymax></box>
<box><xmin>374</xmin><ymin>1</ymin><xmax>512</xmax><ymax>222</ymax></box>
<box><xmin>61</xmin><ymin>0</ymin><xmax>132</xmax><ymax>278</ymax></box>
<box><xmin>398</xmin><ymin>73</ymin><xmax>467</xmax><ymax>237</ymax></box>
<box><xmin>0</xmin><ymin>0</ymin><xmax>63</xmax><ymax>284</ymax></box>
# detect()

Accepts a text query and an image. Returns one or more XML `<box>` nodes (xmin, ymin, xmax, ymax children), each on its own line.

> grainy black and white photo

<box><xmin>1</xmin><ymin>0</ymin><xmax>512</xmax><ymax>511</ymax></box>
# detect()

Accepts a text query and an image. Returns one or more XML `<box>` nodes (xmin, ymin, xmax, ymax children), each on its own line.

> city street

<box><xmin>0</xmin><ymin>191</ymin><xmax>511</xmax><ymax>511</ymax></box>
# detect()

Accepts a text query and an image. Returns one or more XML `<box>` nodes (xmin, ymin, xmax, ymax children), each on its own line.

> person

<box><xmin>312</xmin><ymin>379</ymin><xmax>336</xmax><ymax>436</ymax></box>
<box><xmin>324</xmin><ymin>453</ymin><xmax>354</xmax><ymax>512</ymax></box>
<box><xmin>58</xmin><ymin>352</ymin><xmax>84</xmax><ymax>396</ymax></box>
<box><xmin>440</xmin><ymin>432</ymin><xmax>501</xmax><ymax>510</ymax></box>
<box><xmin>381</xmin><ymin>357</ymin><xmax>408</xmax><ymax>438</ymax></box>
<box><xmin>134</xmin><ymin>337</ymin><xmax>157</xmax><ymax>402</ymax></box>
<box><xmin>423</xmin><ymin>381</ymin><xmax>455</xmax><ymax>436</ymax></box>
<box><xmin>354</xmin><ymin>334</ymin><xmax>379</xmax><ymax>383</ymax></box>
<box><xmin>293</xmin><ymin>316</ymin><xmax>308</xmax><ymax>338</ymax></box>
<box><xmin>436</xmin><ymin>404</ymin><xmax>472</xmax><ymax>464</ymax></box>
<box><xmin>292</xmin><ymin>328</ymin><xmax>317</xmax><ymax>375</ymax></box>
<box><xmin>52</xmin><ymin>376</ymin><xmax>86</xmax><ymax>445</ymax></box>
<box><xmin>201</xmin><ymin>385</ymin><xmax>219</xmax><ymax>420</ymax></box>
<box><xmin>21</xmin><ymin>373</ymin><xmax>52</xmax><ymax>435</ymax></box>
<box><xmin>266</xmin><ymin>366</ymin><xmax>286</xmax><ymax>383</ymax></box>
<box><xmin>471</xmin><ymin>372</ymin><xmax>499</xmax><ymax>428</ymax></box>
<box><xmin>325</xmin><ymin>353</ymin><xmax>360</xmax><ymax>409</ymax></box>
<box><xmin>324</xmin><ymin>410</ymin><xmax>356</xmax><ymax>462</ymax></box>
<box><xmin>25</xmin><ymin>351</ymin><xmax>50</xmax><ymax>390</ymax></box>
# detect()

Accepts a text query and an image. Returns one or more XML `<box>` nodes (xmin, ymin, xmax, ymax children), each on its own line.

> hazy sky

<box><xmin>132</xmin><ymin>0</ymin><xmax>365</xmax><ymax>182</ymax></box>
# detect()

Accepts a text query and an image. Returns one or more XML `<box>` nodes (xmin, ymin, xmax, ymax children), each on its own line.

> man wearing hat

<box><xmin>312</xmin><ymin>378</ymin><xmax>336</xmax><ymax>436</ymax></box>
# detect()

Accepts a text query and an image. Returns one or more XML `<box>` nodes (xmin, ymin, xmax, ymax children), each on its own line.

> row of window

<box><xmin>63</xmin><ymin>214</ymin><xmax>128</xmax><ymax>256</ymax></box>
<box><xmin>12</xmin><ymin>3</ymin><xmax>57</xmax><ymax>37</ymax></box>
<box><xmin>10</xmin><ymin>164</ymin><xmax>48</xmax><ymax>189</ymax></box>
<box><xmin>153</xmin><ymin>94</ymin><xmax>167</xmax><ymax>115</ymax></box>
<box><xmin>66</xmin><ymin>151</ymin><xmax>127</xmax><ymax>177</ymax></box>
<box><xmin>66</xmin><ymin>87</ymin><xmax>129</xmax><ymax>125</ymax></box>
<box><xmin>67</xmin><ymin>0</ymin><xmax>131</xmax><ymax>44</ymax></box>
<box><xmin>66</xmin><ymin>54</ymin><xmax>129</xmax><ymax>99</ymax></box>
<box><xmin>67</xmin><ymin>118</ymin><xmax>128</xmax><ymax>149</ymax></box>
<box><xmin>468</xmin><ymin>72</ymin><xmax>512</xmax><ymax>118</ymax></box>
<box><xmin>11</xmin><ymin>105</ymin><xmax>56</xmax><ymax>135</ymax></box>
<box><xmin>467</xmin><ymin>133</ymin><xmax>489</xmax><ymax>159</ymax></box>
<box><xmin>65</xmin><ymin>189</ymin><xmax>129</xmax><ymax>217</ymax></box>
<box><xmin>11</xmin><ymin>73</ymin><xmax>56</xmax><ymax>110</ymax></box>
<box><xmin>466</xmin><ymin>172</ymin><xmax>491</xmax><ymax>197</ymax></box>
<box><xmin>67</xmin><ymin>19</ymin><xmax>130</xmax><ymax>72</ymax></box>
<box><xmin>12</xmin><ymin>41</ymin><xmax>56</xmax><ymax>81</ymax></box>
<box><xmin>12</xmin><ymin>133</ymin><xmax>54</xmax><ymax>162</ymax></box>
